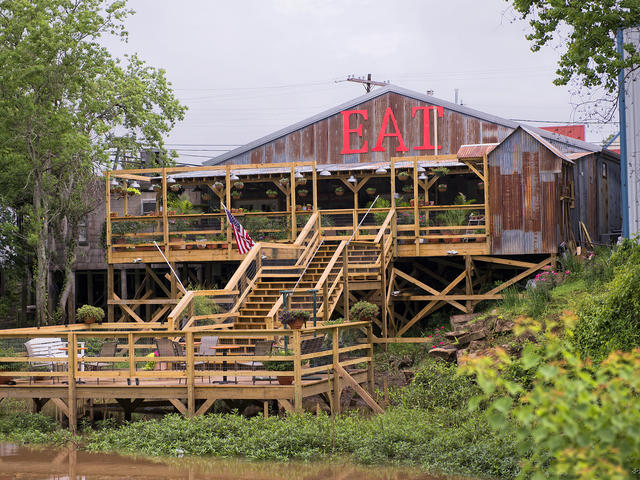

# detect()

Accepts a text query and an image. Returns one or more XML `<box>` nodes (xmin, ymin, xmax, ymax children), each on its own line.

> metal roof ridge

<box><xmin>204</xmin><ymin>84</ymin><xmax>602</xmax><ymax>165</ymax></box>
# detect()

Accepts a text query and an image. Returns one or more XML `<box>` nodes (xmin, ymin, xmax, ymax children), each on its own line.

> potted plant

<box><xmin>438</xmin><ymin>183</ymin><xmax>447</xmax><ymax>192</ymax></box>
<box><xmin>335</xmin><ymin>186</ymin><xmax>344</xmax><ymax>196</ymax></box>
<box><xmin>126</xmin><ymin>187</ymin><xmax>141</xmax><ymax>197</ymax></box>
<box><xmin>76</xmin><ymin>305</ymin><xmax>105</xmax><ymax>325</ymax></box>
<box><xmin>350</xmin><ymin>301</ymin><xmax>380</xmax><ymax>322</ymax></box>
<box><xmin>170</xmin><ymin>183</ymin><xmax>182</xmax><ymax>193</ymax></box>
<box><xmin>297</xmin><ymin>188</ymin><xmax>308</xmax><ymax>197</ymax></box>
<box><xmin>266</xmin><ymin>189</ymin><xmax>278</xmax><ymax>199</ymax></box>
<box><xmin>234</xmin><ymin>181</ymin><xmax>244</xmax><ymax>190</ymax></box>
<box><xmin>433</xmin><ymin>166</ymin><xmax>450</xmax><ymax>177</ymax></box>
<box><xmin>201</xmin><ymin>192</ymin><xmax>211</xmax><ymax>201</ymax></box>
<box><xmin>213</xmin><ymin>181</ymin><xmax>224</xmax><ymax>192</ymax></box>
<box><xmin>402</xmin><ymin>185</ymin><xmax>414</xmax><ymax>194</ymax></box>
<box><xmin>263</xmin><ymin>350</ymin><xmax>294</xmax><ymax>385</ymax></box>
<box><xmin>295</xmin><ymin>176</ymin><xmax>307</xmax><ymax>186</ymax></box>
<box><xmin>477</xmin><ymin>181</ymin><xmax>484</xmax><ymax>190</ymax></box>
<box><xmin>366</xmin><ymin>187</ymin><xmax>376</xmax><ymax>195</ymax></box>
<box><xmin>110</xmin><ymin>212</ymin><xmax>118</xmax><ymax>218</ymax></box>
<box><xmin>152</xmin><ymin>184</ymin><xmax>161</xmax><ymax>192</ymax></box>
<box><xmin>0</xmin><ymin>346</ymin><xmax>26</xmax><ymax>385</ymax></box>
<box><xmin>231</xmin><ymin>190</ymin><xmax>242</xmax><ymax>200</ymax></box>
<box><xmin>279</xmin><ymin>177</ymin><xmax>290</xmax><ymax>187</ymax></box>
<box><xmin>279</xmin><ymin>309</ymin><xmax>310</xmax><ymax>329</ymax></box>
<box><xmin>398</xmin><ymin>171</ymin><xmax>410</xmax><ymax>181</ymax></box>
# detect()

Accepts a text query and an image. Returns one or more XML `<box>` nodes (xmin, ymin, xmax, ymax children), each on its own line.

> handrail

<box><xmin>290</xmin><ymin>240</ymin><xmax>324</xmax><ymax>295</ymax></box>
<box><xmin>373</xmin><ymin>208</ymin><xmax>396</xmax><ymax>244</ymax></box>
<box><xmin>224</xmin><ymin>242</ymin><xmax>263</xmax><ymax>292</ymax></box>
<box><xmin>293</xmin><ymin>212</ymin><xmax>319</xmax><ymax>246</ymax></box>
<box><xmin>347</xmin><ymin>195</ymin><xmax>379</xmax><ymax>245</ymax></box>
<box><xmin>313</xmin><ymin>240</ymin><xmax>347</xmax><ymax>292</ymax></box>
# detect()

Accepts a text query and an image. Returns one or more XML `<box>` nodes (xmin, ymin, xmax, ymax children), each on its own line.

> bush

<box><xmin>391</xmin><ymin>358</ymin><xmax>481</xmax><ymax>411</ymax></box>
<box><xmin>76</xmin><ymin>304</ymin><xmax>105</xmax><ymax>322</ymax></box>
<box><xmin>467</xmin><ymin>339</ymin><xmax>640</xmax><ymax>479</ymax></box>
<box><xmin>349</xmin><ymin>301</ymin><xmax>379</xmax><ymax>321</ymax></box>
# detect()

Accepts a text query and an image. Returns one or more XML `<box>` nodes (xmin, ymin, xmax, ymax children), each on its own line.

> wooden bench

<box><xmin>24</xmin><ymin>338</ymin><xmax>86</xmax><ymax>383</ymax></box>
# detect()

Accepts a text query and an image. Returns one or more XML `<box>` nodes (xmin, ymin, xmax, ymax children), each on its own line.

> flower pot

<box><xmin>288</xmin><ymin>317</ymin><xmax>305</xmax><ymax>329</ymax></box>
<box><xmin>186</xmin><ymin>244</ymin><xmax>195</xmax><ymax>250</ymax></box>
<box><xmin>207</xmin><ymin>243</ymin><xmax>216</xmax><ymax>249</ymax></box>
<box><xmin>398</xmin><ymin>173</ymin><xmax>410</xmax><ymax>181</ymax></box>
<box><xmin>110</xmin><ymin>212</ymin><xmax>118</xmax><ymax>218</ymax></box>
<box><xmin>366</xmin><ymin>188</ymin><xmax>376</xmax><ymax>195</ymax></box>
<box><xmin>267</xmin><ymin>193</ymin><xmax>277</xmax><ymax>199</ymax></box>
<box><xmin>83</xmin><ymin>317</ymin><xmax>97</xmax><ymax>325</ymax></box>
<box><xmin>409</xmin><ymin>199</ymin><xmax>415</xmax><ymax>207</ymax></box>
<box><xmin>214</xmin><ymin>182</ymin><xmax>224</xmax><ymax>192</ymax></box>
<box><xmin>170</xmin><ymin>185</ymin><xmax>181</xmax><ymax>192</ymax></box>
<box><xmin>438</xmin><ymin>185</ymin><xmax>447</xmax><ymax>192</ymax></box>
<box><xmin>0</xmin><ymin>375</ymin><xmax>13</xmax><ymax>385</ymax></box>
<box><xmin>298</xmin><ymin>190</ymin><xmax>308</xmax><ymax>197</ymax></box>
<box><xmin>335</xmin><ymin>189</ymin><xmax>344</xmax><ymax>196</ymax></box>
<box><xmin>277</xmin><ymin>376</ymin><xmax>294</xmax><ymax>385</ymax></box>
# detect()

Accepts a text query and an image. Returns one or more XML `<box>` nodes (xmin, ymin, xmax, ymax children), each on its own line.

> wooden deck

<box><xmin>0</xmin><ymin>323</ymin><xmax>378</xmax><ymax>431</ymax></box>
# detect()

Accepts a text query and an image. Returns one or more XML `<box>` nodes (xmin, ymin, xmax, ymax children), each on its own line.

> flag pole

<box><xmin>153</xmin><ymin>241</ymin><xmax>186</xmax><ymax>292</ymax></box>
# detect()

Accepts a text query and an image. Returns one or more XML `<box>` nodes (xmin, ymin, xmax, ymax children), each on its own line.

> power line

<box><xmin>511</xmin><ymin>118</ymin><xmax>619</xmax><ymax>125</ymax></box>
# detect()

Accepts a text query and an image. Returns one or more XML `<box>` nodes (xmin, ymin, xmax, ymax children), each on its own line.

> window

<box><xmin>78</xmin><ymin>216</ymin><xmax>89</xmax><ymax>246</ymax></box>
<box><xmin>142</xmin><ymin>200</ymin><xmax>156</xmax><ymax>215</ymax></box>
<box><xmin>602</xmin><ymin>162</ymin><xmax>607</xmax><ymax>178</ymax></box>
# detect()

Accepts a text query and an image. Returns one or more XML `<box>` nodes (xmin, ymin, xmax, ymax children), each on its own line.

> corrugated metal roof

<box><xmin>457</xmin><ymin>143</ymin><xmax>498</xmax><ymax>159</ymax></box>
<box><xmin>520</xmin><ymin>126</ymin><xmax>575</xmax><ymax>164</ymax></box>
<box><xmin>566</xmin><ymin>152</ymin><xmax>594</xmax><ymax>160</ymax></box>
<box><xmin>162</xmin><ymin>159</ymin><xmax>464</xmax><ymax>181</ymax></box>
<box><xmin>204</xmin><ymin>84</ymin><xmax>602</xmax><ymax>166</ymax></box>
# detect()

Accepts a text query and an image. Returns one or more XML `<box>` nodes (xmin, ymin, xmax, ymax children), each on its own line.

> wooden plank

<box><xmin>51</xmin><ymin>398</ymin><xmax>69</xmax><ymax>418</ymax></box>
<box><xmin>471</xmin><ymin>255</ymin><xmax>537</xmax><ymax>269</ymax></box>
<box><xmin>278</xmin><ymin>399</ymin><xmax>294</xmax><ymax>413</ymax></box>
<box><xmin>169</xmin><ymin>398</ymin><xmax>187</xmax><ymax>415</ymax></box>
<box><xmin>196</xmin><ymin>398</ymin><xmax>216</xmax><ymax>416</ymax></box>
<box><xmin>486</xmin><ymin>256</ymin><xmax>552</xmax><ymax>295</ymax></box>
<box><xmin>334</xmin><ymin>363</ymin><xmax>383</xmax><ymax>414</ymax></box>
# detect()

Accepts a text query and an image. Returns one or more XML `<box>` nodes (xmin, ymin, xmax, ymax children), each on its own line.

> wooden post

<box><xmin>353</xmin><ymin>183</ymin><xmax>358</xmax><ymax>240</ymax></box>
<box><xmin>162</xmin><ymin>169</ymin><xmax>169</xmax><ymax>253</ymax></box>
<box><xmin>390</xmin><ymin>159</ymin><xmax>396</xmax><ymax>208</ymax></box>
<box><xmin>465</xmin><ymin>255</ymin><xmax>473</xmax><ymax>312</ymax></box>
<box><xmin>186</xmin><ymin>331</ymin><xmax>195</xmax><ymax>416</ymax></box>
<box><xmin>483</xmin><ymin>153</ymin><xmax>490</xmax><ymax>242</ymax></box>
<box><xmin>128</xmin><ymin>333</ymin><xmax>135</xmax><ymax>383</ymax></box>
<box><xmin>123</xmin><ymin>181</ymin><xmax>128</xmax><ymax>217</ymax></box>
<box><xmin>332</xmin><ymin>327</ymin><xmax>341</xmax><ymax>414</ymax></box>
<box><xmin>106</xmin><ymin>175</ymin><xmax>112</xmax><ymax>263</ymax></box>
<box><xmin>107</xmin><ymin>265</ymin><xmax>114</xmax><ymax>323</ymax></box>
<box><xmin>312</xmin><ymin>162</ymin><xmax>318</xmax><ymax>212</ymax></box>
<box><xmin>413</xmin><ymin>158</ymin><xmax>419</xmax><ymax>255</ymax></box>
<box><xmin>322</xmin><ymin>279</ymin><xmax>329</xmax><ymax>323</ymax></box>
<box><xmin>381</xmin><ymin>245</ymin><xmax>387</xmax><ymax>342</ymax></box>
<box><xmin>67</xmin><ymin>332</ymin><xmax>77</xmax><ymax>433</ymax></box>
<box><xmin>291</xmin><ymin>165</ymin><xmax>297</xmax><ymax>240</ymax></box>
<box><xmin>293</xmin><ymin>329</ymin><xmax>302</xmax><ymax>413</ymax></box>
<box><xmin>367</xmin><ymin>322</ymin><xmax>374</xmax><ymax>394</ymax></box>
<box><xmin>226</xmin><ymin>166</ymin><xmax>232</xmax><ymax>258</ymax></box>
<box><xmin>343</xmin><ymin>245</ymin><xmax>350</xmax><ymax>322</ymax></box>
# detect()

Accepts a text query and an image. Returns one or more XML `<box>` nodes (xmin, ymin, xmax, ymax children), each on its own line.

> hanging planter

<box><xmin>151</xmin><ymin>184</ymin><xmax>161</xmax><ymax>192</ymax></box>
<box><xmin>398</xmin><ymin>171</ymin><xmax>410</xmax><ymax>181</ymax></box>
<box><xmin>234</xmin><ymin>181</ymin><xmax>244</xmax><ymax>190</ymax></box>
<box><xmin>296</xmin><ymin>177</ymin><xmax>307</xmax><ymax>186</ymax></box>
<box><xmin>231</xmin><ymin>191</ymin><xmax>242</xmax><ymax>199</ymax></box>
<box><xmin>335</xmin><ymin>186</ymin><xmax>344</xmax><ymax>196</ymax></box>
<box><xmin>170</xmin><ymin>184</ymin><xmax>182</xmax><ymax>192</ymax></box>
<box><xmin>438</xmin><ymin>184</ymin><xmax>448</xmax><ymax>192</ymax></box>
<box><xmin>297</xmin><ymin>188</ymin><xmax>308</xmax><ymax>197</ymax></box>
<box><xmin>433</xmin><ymin>167</ymin><xmax>450</xmax><ymax>177</ymax></box>
<box><xmin>402</xmin><ymin>185</ymin><xmax>414</xmax><ymax>194</ymax></box>
<box><xmin>477</xmin><ymin>181</ymin><xmax>484</xmax><ymax>190</ymax></box>
<box><xmin>126</xmin><ymin>187</ymin><xmax>141</xmax><ymax>197</ymax></box>
<box><xmin>366</xmin><ymin>187</ymin><xmax>376</xmax><ymax>195</ymax></box>
<box><xmin>110</xmin><ymin>184</ymin><xmax>123</xmax><ymax>195</ymax></box>
<box><xmin>213</xmin><ymin>181</ymin><xmax>224</xmax><ymax>192</ymax></box>
<box><xmin>201</xmin><ymin>193</ymin><xmax>211</xmax><ymax>201</ymax></box>
<box><xmin>279</xmin><ymin>177</ymin><xmax>290</xmax><ymax>187</ymax></box>
<box><xmin>266</xmin><ymin>189</ymin><xmax>278</xmax><ymax>199</ymax></box>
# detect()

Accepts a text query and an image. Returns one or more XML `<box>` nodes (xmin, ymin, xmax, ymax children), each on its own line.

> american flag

<box><xmin>224</xmin><ymin>205</ymin><xmax>255</xmax><ymax>254</ymax></box>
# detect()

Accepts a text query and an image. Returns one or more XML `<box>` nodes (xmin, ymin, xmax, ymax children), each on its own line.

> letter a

<box><xmin>371</xmin><ymin>107</ymin><xmax>409</xmax><ymax>152</ymax></box>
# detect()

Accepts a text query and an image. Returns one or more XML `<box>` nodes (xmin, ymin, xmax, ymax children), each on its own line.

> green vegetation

<box><xmin>75</xmin><ymin>305</ymin><xmax>105</xmax><ymax>323</ymax></box>
<box><xmin>349</xmin><ymin>301</ymin><xmax>380</xmax><ymax>322</ymax></box>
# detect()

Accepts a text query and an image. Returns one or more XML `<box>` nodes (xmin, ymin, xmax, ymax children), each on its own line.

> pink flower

<box><xmin>565</xmin><ymin>270</ymin><xmax>570</xmax><ymax>274</ymax></box>
<box><xmin>440</xmin><ymin>326</ymin><xmax>444</xmax><ymax>329</ymax></box>
<box><xmin>428</xmin><ymin>335</ymin><xmax>431</xmax><ymax>338</ymax></box>
<box><xmin>435</xmin><ymin>333</ymin><xmax>438</xmax><ymax>336</ymax></box>
<box><xmin>440</xmin><ymin>341</ymin><xmax>443</xmax><ymax>345</ymax></box>
<box><xmin>431</xmin><ymin>345</ymin><xmax>436</xmax><ymax>349</ymax></box>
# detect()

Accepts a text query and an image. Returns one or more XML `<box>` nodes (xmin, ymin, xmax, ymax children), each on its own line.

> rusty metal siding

<box><xmin>571</xmin><ymin>153</ymin><xmax>622</xmax><ymax>243</ymax></box>
<box><xmin>489</xmin><ymin>128</ymin><xmax>567</xmax><ymax>255</ymax></box>
<box><xmin>215</xmin><ymin>91</ymin><xmax>516</xmax><ymax>166</ymax></box>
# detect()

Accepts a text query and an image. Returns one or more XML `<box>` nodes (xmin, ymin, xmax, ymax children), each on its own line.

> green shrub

<box><xmin>391</xmin><ymin>358</ymin><xmax>481</xmax><ymax>411</ymax></box>
<box><xmin>349</xmin><ymin>301</ymin><xmax>379</xmax><ymax>321</ymax></box>
<box><xmin>573</xmin><ymin>262</ymin><xmax>640</xmax><ymax>362</ymax></box>
<box><xmin>76</xmin><ymin>304</ymin><xmax>105</xmax><ymax>322</ymax></box>
<box><xmin>467</xmin><ymin>339</ymin><xmax>640</xmax><ymax>479</ymax></box>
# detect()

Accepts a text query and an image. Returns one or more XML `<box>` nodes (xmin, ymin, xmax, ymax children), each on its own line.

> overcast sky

<box><xmin>105</xmin><ymin>0</ymin><xmax>618</xmax><ymax>164</ymax></box>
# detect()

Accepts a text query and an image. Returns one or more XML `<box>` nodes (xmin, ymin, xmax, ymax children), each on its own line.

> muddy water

<box><xmin>0</xmin><ymin>443</ymin><xmax>468</xmax><ymax>480</ymax></box>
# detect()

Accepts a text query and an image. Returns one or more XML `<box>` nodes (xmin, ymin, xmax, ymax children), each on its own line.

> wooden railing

<box><xmin>0</xmin><ymin>321</ymin><xmax>375</xmax><ymax>416</ymax></box>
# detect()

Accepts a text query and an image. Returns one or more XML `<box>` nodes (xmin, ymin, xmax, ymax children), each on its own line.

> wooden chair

<box><xmin>196</xmin><ymin>336</ymin><xmax>219</xmax><ymax>382</ymax></box>
<box><xmin>24</xmin><ymin>338</ymin><xmax>85</xmax><ymax>383</ymax></box>
<box><xmin>84</xmin><ymin>341</ymin><xmax>117</xmax><ymax>384</ymax></box>
<box><xmin>300</xmin><ymin>336</ymin><xmax>326</xmax><ymax>380</ymax></box>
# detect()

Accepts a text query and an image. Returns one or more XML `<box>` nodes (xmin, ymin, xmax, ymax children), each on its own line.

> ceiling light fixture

<box><xmin>230</xmin><ymin>173</ymin><xmax>240</xmax><ymax>181</ymax></box>
<box><xmin>167</xmin><ymin>177</ymin><xmax>176</xmax><ymax>184</ymax></box>
<box><xmin>319</xmin><ymin>169</ymin><xmax>331</xmax><ymax>176</ymax></box>
<box><xmin>347</xmin><ymin>175</ymin><xmax>357</xmax><ymax>184</ymax></box>
<box><xmin>418</xmin><ymin>173</ymin><xmax>427</xmax><ymax>180</ymax></box>
<box><xmin>130</xmin><ymin>181</ymin><xmax>141</xmax><ymax>189</ymax></box>
<box><xmin>375</xmin><ymin>166</ymin><xmax>387</xmax><ymax>174</ymax></box>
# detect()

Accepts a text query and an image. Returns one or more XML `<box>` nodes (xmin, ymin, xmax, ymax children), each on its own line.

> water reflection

<box><xmin>0</xmin><ymin>443</ymin><xmax>467</xmax><ymax>480</ymax></box>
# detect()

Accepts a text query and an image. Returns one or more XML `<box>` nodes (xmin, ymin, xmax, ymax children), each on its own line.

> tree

<box><xmin>0</xmin><ymin>0</ymin><xmax>186</xmax><ymax>325</ymax></box>
<box><xmin>511</xmin><ymin>0</ymin><xmax>640</xmax><ymax>92</ymax></box>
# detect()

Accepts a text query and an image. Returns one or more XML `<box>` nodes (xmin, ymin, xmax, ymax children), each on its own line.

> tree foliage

<box><xmin>0</xmin><ymin>0</ymin><xmax>186</xmax><ymax>324</ymax></box>
<box><xmin>511</xmin><ymin>0</ymin><xmax>640</xmax><ymax>92</ymax></box>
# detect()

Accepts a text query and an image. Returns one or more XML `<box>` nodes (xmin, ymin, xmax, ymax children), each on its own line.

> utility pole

<box><xmin>337</xmin><ymin>74</ymin><xmax>390</xmax><ymax>93</ymax></box>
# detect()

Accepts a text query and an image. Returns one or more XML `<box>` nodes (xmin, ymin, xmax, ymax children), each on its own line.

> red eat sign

<box><xmin>340</xmin><ymin>106</ymin><xmax>444</xmax><ymax>154</ymax></box>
